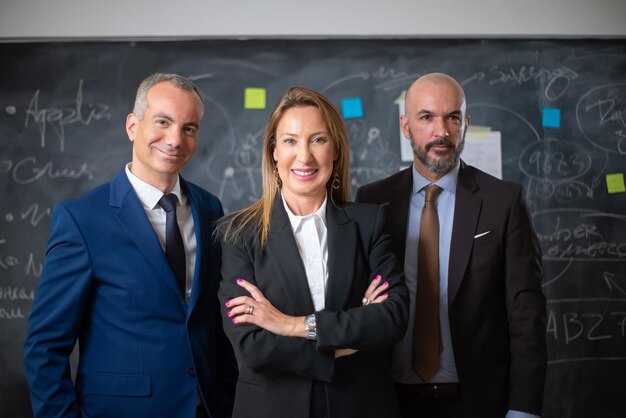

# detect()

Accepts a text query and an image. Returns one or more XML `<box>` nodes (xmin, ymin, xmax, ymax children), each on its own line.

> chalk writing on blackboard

<box><xmin>24</xmin><ymin>79</ymin><xmax>111</xmax><ymax>151</ymax></box>
<box><xmin>576</xmin><ymin>84</ymin><xmax>626</xmax><ymax>155</ymax></box>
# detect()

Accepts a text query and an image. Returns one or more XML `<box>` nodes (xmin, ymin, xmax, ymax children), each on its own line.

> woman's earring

<box><xmin>274</xmin><ymin>164</ymin><xmax>282</xmax><ymax>188</ymax></box>
<box><xmin>332</xmin><ymin>168</ymin><xmax>341</xmax><ymax>190</ymax></box>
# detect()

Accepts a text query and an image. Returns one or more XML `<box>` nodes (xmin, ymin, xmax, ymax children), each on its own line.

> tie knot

<box><xmin>424</xmin><ymin>184</ymin><xmax>443</xmax><ymax>202</ymax></box>
<box><xmin>158</xmin><ymin>193</ymin><xmax>179</xmax><ymax>213</ymax></box>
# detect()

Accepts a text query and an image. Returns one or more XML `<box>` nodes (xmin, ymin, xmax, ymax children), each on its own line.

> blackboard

<box><xmin>1</xmin><ymin>39</ymin><xmax>625</xmax><ymax>418</ymax></box>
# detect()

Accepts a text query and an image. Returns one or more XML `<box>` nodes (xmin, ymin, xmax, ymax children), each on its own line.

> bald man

<box><xmin>357</xmin><ymin>73</ymin><xmax>546</xmax><ymax>418</ymax></box>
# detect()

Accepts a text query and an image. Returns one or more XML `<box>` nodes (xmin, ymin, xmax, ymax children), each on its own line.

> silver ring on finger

<box><xmin>362</xmin><ymin>297</ymin><xmax>371</xmax><ymax>306</ymax></box>
<box><xmin>246</xmin><ymin>305</ymin><xmax>254</xmax><ymax>315</ymax></box>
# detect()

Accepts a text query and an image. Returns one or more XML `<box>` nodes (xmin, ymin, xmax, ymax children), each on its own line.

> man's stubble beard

<box><xmin>410</xmin><ymin>130</ymin><xmax>465</xmax><ymax>174</ymax></box>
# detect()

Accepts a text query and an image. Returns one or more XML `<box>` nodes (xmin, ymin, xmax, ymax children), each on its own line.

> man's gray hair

<box><xmin>132</xmin><ymin>73</ymin><xmax>204</xmax><ymax>120</ymax></box>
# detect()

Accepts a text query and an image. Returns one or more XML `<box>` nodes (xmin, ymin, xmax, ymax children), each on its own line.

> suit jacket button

<box><xmin>188</xmin><ymin>368</ymin><xmax>196</xmax><ymax>377</ymax></box>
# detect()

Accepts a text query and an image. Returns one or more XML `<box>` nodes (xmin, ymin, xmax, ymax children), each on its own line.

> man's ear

<box><xmin>400</xmin><ymin>114</ymin><xmax>411</xmax><ymax>140</ymax></box>
<box><xmin>464</xmin><ymin>114</ymin><xmax>471</xmax><ymax>136</ymax></box>
<box><xmin>126</xmin><ymin>113</ymin><xmax>138</xmax><ymax>142</ymax></box>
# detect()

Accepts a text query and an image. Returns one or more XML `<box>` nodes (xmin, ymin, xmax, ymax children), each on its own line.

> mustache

<box><xmin>425</xmin><ymin>138</ymin><xmax>454</xmax><ymax>151</ymax></box>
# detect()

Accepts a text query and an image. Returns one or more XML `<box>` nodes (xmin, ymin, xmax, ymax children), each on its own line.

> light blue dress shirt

<box><xmin>391</xmin><ymin>162</ymin><xmax>458</xmax><ymax>384</ymax></box>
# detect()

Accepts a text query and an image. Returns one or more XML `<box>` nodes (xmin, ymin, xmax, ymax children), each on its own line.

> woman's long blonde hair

<box><xmin>219</xmin><ymin>86</ymin><xmax>351</xmax><ymax>248</ymax></box>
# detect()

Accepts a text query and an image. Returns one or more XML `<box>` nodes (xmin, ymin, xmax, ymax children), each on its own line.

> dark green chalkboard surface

<box><xmin>1</xmin><ymin>39</ymin><xmax>625</xmax><ymax>418</ymax></box>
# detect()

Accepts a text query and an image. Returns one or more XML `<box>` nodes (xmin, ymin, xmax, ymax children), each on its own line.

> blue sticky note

<box><xmin>341</xmin><ymin>97</ymin><xmax>364</xmax><ymax>119</ymax></box>
<box><xmin>542</xmin><ymin>108</ymin><xmax>561</xmax><ymax>128</ymax></box>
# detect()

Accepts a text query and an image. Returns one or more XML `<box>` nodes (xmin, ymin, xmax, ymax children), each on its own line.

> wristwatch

<box><xmin>304</xmin><ymin>314</ymin><xmax>317</xmax><ymax>341</ymax></box>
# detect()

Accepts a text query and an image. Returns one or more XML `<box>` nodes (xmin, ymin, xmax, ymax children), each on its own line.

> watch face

<box><xmin>305</xmin><ymin>314</ymin><xmax>317</xmax><ymax>341</ymax></box>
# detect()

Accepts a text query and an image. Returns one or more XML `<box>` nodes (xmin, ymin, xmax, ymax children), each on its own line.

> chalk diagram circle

<box><xmin>576</xmin><ymin>83</ymin><xmax>626</xmax><ymax>155</ymax></box>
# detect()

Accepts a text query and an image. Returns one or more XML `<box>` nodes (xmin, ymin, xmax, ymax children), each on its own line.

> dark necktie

<box><xmin>413</xmin><ymin>184</ymin><xmax>443</xmax><ymax>382</ymax></box>
<box><xmin>158</xmin><ymin>193</ymin><xmax>186</xmax><ymax>297</ymax></box>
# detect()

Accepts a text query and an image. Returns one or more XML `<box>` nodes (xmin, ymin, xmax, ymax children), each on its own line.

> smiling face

<box><xmin>126</xmin><ymin>81</ymin><xmax>204</xmax><ymax>191</ymax></box>
<box><xmin>401</xmin><ymin>73</ymin><xmax>470</xmax><ymax>182</ymax></box>
<box><xmin>272</xmin><ymin>105</ymin><xmax>337</xmax><ymax>214</ymax></box>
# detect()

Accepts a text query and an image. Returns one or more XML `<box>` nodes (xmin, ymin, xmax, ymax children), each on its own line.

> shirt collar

<box><xmin>411</xmin><ymin>160</ymin><xmax>460</xmax><ymax>195</ymax></box>
<box><xmin>281</xmin><ymin>193</ymin><xmax>328</xmax><ymax>233</ymax></box>
<box><xmin>125</xmin><ymin>163</ymin><xmax>184</xmax><ymax>210</ymax></box>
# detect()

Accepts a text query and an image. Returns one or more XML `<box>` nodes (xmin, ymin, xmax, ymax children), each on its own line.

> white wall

<box><xmin>0</xmin><ymin>0</ymin><xmax>625</xmax><ymax>39</ymax></box>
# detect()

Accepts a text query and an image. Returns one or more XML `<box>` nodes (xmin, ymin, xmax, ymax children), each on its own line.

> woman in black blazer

<box><xmin>218</xmin><ymin>87</ymin><xmax>409</xmax><ymax>418</ymax></box>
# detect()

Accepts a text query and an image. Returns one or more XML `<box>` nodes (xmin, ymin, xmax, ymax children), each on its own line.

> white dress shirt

<box><xmin>282</xmin><ymin>194</ymin><xmax>329</xmax><ymax>312</ymax></box>
<box><xmin>125</xmin><ymin>164</ymin><xmax>197</xmax><ymax>303</ymax></box>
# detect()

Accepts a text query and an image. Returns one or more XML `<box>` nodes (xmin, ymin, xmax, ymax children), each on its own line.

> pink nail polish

<box><xmin>227</xmin><ymin>311</ymin><xmax>232</xmax><ymax>317</ymax></box>
<box><xmin>225</xmin><ymin>301</ymin><xmax>230</xmax><ymax>307</ymax></box>
<box><xmin>384</xmin><ymin>293</ymin><xmax>389</xmax><ymax>297</ymax></box>
<box><xmin>232</xmin><ymin>318</ymin><xmax>237</xmax><ymax>323</ymax></box>
<box><xmin>236</xmin><ymin>278</ymin><xmax>243</xmax><ymax>283</ymax></box>
<box><xmin>383</xmin><ymin>281</ymin><xmax>389</xmax><ymax>287</ymax></box>
<box><xmin>375</xmin><ymin>274</ymin><xmax>382</xmax><ymax>281</ymax></box>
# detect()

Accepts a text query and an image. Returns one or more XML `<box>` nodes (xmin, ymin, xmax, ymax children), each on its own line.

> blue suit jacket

<box><xmin>24</xmin><ymin>169</ymin><xmax>237</xmax><ymax>418</ymax></box>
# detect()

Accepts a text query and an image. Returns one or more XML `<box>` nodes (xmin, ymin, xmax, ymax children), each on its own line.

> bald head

<box><xmin>405</xmin><ymin>73</ymin><xmax>466</xmax><ymax>115</ymax></box>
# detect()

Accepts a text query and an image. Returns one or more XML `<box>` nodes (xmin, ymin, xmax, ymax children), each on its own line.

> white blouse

<box><xmin>282</xmin><ymin>194</ymin><xmax>329</xmax><ymax>312</ymax></box>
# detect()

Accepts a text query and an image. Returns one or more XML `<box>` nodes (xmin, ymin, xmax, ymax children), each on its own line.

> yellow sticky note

<box><xmin>244</xmin><ymin>88</ymin><xmax>266</xmax><ymax>109</ymax></box>
<box><xmin>606</xmin><ymin>173</ymin><xmax>626</xmax><ymax>194</ymax></box>
<box><xmin>466</xmin><ymin>125</ymin><xmax>492</xmax><ymax>140</ymax></box>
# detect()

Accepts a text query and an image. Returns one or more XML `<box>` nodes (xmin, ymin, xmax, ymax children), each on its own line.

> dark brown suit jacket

<box><xmin>356</xmin><ymin>161</ymin><xmax>546</xmax><ymax>417</ymax></box>
<box><xmin>218</xmin><ymin>198</ymin><xmax>409</xmax><ymax>418</ymax></box>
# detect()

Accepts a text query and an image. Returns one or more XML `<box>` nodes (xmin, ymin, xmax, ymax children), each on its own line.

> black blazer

<box><xmin>356</xmin><ymin>161</ymin><xmax>547</xmax><ymax>417</ymax></box>
<box><xmin>218</xmin><ymin>197</ymin><xmax>409</xmax><ymax>418</ymax></box>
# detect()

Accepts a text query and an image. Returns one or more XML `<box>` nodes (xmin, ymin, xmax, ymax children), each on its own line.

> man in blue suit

<box><xmin>24</xmin><ymin>73</ymin><xmax>237</xmax><ymax>418</ymax></box>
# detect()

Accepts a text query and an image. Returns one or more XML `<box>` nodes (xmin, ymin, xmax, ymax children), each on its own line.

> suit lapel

<box><xmin>387</xmin><ymin>168</ymin><xmax>413</xmax><ymax>265</ymax></box>
<box><xmin>266</xmin><ymin>197</ymin><xmax>315</xmax><ymax>315</ymax></box>
<box><xmin>325</xmin><ymin>201</ymin><xmax>356</xmax><ymax>311</ymax></box>
<box><xmin>448</xmin><ymin>162</ymin><xmax>481</xmax><ymax>305</ymax></box>
<box><xmin>184</xmin><ymin>180</ymin><xmax>205</xmax><ymax>313</ymax></box>
<box><xmin>110</xmin><ymin>170</ymin><xmax>187</xmax><ymax>305</ymax></box>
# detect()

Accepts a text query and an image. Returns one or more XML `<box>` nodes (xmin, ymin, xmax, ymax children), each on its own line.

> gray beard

<box><xmin>410</xmin><ymin>133</ymin><xmax>464</xmax><ymax>173</ymax></box>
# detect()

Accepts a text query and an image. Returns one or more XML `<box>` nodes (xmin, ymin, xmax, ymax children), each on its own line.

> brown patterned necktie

<box><xmin>413</xmin><ymin>184</ymin><xmax>443</xmax><ymax>382</ymax></box>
